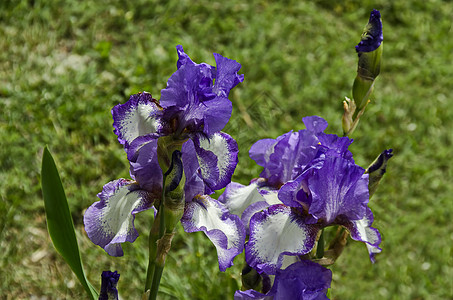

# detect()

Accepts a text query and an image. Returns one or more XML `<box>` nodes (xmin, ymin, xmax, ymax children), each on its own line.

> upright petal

<box><xmin>181</xmin><ymin>195</ymin><xmax>246</xmax><ymax>271</ymax></box>
<box><xmin>83</xmin><ymin>179</ymin><xmax>153</xmax><ymax>256</ymax></box>
<box><xmin>307</xmin><ymin>157</ymin><xmax>369</xmax><ymax>224</ymax></box>
<box><xmin>112</xmin><ymin>92</ymin><xmax>162</xmax><ymax>151</ymax></box>
<box><xmin>246</xmin><ymin>204</ymin><xmax>319</xmax><ymax>274</ymax></box>
<box><xmin>212</xmin><ymin>53</ymin><xmax>244</xmax><ymax>98</ymax></box>
<box><xmin>192</xmin><ymin>132</ymin><xmax>238</xmax><ymax>191</ymax></box>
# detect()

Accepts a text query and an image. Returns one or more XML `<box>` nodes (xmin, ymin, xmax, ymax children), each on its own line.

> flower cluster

<box><xmin>84</xmin><ymin>46</ymin><xmax>246</xmax><ymax>271</ymax></box>
<box><xmin>220</xmin><ymin>116</ymin><xmax>383</xmax><ymax>297</ymax></box>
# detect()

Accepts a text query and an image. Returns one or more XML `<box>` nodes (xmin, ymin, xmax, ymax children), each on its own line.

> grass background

<box><xmin>1</xmin><ymin>0</ymin><xmax>452</xmax><ymax>299</ymax></box>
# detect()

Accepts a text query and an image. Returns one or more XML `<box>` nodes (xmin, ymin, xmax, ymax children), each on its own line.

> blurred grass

<box><xmin>1</xmin><ymin>0</ymin><xmax>452</xmax><ymax>299</ymax></box>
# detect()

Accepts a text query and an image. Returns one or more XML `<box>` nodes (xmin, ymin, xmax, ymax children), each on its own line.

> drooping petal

<box><xmin>112</xmin><ymin>92</ymin><xmax>162</xmax><ymax>150</ymax></box>
<box><xmin>181</xmin><ymin>195</ymin><xmax>246</xmax><ymax>271</ymax></box>
<box><xmin>342</xmin><ymin>207</ymin><xmax>382</xmax><ymax>262</ymax></box>
<box><xmin>246</xmin><ymin>204</ymin><xmax>319</xmax><ymax>274</ymax></box>
<box><xmin>83</xmin><ymin>179</ymin><xmax>153</xmax><ymax>256</ymax></box>
<box><xmin>192</xmin><ymin>132</ymin><xmax>238</xmax><ymax>191</ymax></box>
<box><xmin>307</xmin><ymin>157</ymin><xmax>369</xmax><ymax>224</ymax></box>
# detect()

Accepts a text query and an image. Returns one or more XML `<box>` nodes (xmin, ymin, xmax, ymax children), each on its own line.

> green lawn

<box><xmin>1</xmin><ymin>0</ymin><xmax>452</xmax><ymax>299</ymax></box>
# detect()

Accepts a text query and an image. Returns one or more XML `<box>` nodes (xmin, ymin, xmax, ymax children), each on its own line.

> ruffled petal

<box><xmin>112</xmin><ymin>92</ymin><xmax>162</xmax><ymax>150</ymax></box>
<box><xmin>212</xmin><ymin>52</ymin><xmax>244</xmax><ymax>98</ymax></box>
<box><xmin>342</xmin><ymin>207</ymin><xmax>382</xmax><ymax>262</ymax></box>
<box><xmin>246</xmin><ymin>204</ymin><xmax>319</xmax><ymax>274</ymax></box>
<box><xmin>83</xmin><ymin>179</ymin><xmax>153</xmax><ymax>256</ymax></box>
<box><xmin>192</xmin><ymin>132</ymin><xmax>238</xmax><ymax>191</ymax></box>
<box><xmin>181</xmin><ymin>195</ymin><xmax>246</xmax><ymax>271</ymax></box>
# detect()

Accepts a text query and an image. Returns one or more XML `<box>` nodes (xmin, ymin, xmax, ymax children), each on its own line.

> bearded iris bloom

<box><xmin>84</xmin><ymin>46</ymin><xmax>246</xmax><ymax>271</ymax></box>
<box><xmin>220</xmin><ymin>116</ymin><xmax>382</xmax><ymax>274</ymax></box>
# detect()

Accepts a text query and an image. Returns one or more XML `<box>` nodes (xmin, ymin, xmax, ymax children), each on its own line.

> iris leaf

<box><xmin>41</xmin><ymin>146</ymin><xmax>98</xmax><ymax>299</ymax></box>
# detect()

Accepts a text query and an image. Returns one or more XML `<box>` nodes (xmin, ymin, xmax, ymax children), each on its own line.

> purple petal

<box><xmin>129</xmin><ymin>139</ymin><xmax>163</xmax><ymax>193</ymax></box>
<box><xmin>112</xmin><ymin>92</ymin><xmax>162</xmax><ymax>150</ymax></box>
<box><xmin>202</xmin><ymin>97</ymin><xmax>233</xmax><ymax>135</ymax></box>
<box><xmin>181</xmin><ymin>139</ymin><xmax>208</xmax><ymax>200</ymax></box>
<box><xmin>302</xmin><ymin>116</ymin><xmax>328</xmax><ymax>133</ymax></box>
<box><xmin>307</xmin><ymin>157</ymin><xmax>369</xmax><ymax>224</ymax></box>
<box><xmin>83</xmin><ymin>179</ymin><xmax>153</xmax><ymax>256</ymax></box>
<box><xmin>212</xmin><ymin>52</ymin><xmax>244</xmax><ymax>98</ymax></box>
<box><xmin>181</xmin><ymin>195</ymin><xmax>246</xmax><ymax>271</ymax></box>
<box><xmin>246</xmin><ymin>204</ymin><xmax>319</xmax><ymax>274</ymax></box>
<box><xmin>342</xmin><ymin>207</ymin><xmax>382</xmax><ymax>262</ymax></box>
<box><xmin>176</xmin><ymin>45</ymin><xmax>196</xmax><ymax>69</ymax></box>
<box><xmin>268</xmin><ymin>260</ymin><xmax>332</xmax><ymax>300</ymax></box>
<box><xmin>192</xmin><ymin>132</ymin><xmax>238</xmax><ymax>191</ymax></box>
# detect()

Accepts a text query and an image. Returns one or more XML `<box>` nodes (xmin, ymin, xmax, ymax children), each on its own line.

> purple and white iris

<box><xmin>84</xmin><ymin>46</ymin><xmax>245</xmax><ymax>271</ymax></box>
<box><xmin>220</xmin><ymin>116</ymin><xmax>382</xmax><ymax>275</ymax></box>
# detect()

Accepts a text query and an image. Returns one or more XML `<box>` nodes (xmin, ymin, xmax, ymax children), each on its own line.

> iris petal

<box><xmin>192</xmin><ymin>132</ymin><xmax>238</xmax><ymax>191</ymax></box>
<box><xmin>112</xmin><ymin>92</ymin><xmax>161</xmax><ymax>150</ymax></box>
<box><xmin>83</xmin><ymin>179</ymin><xmax>153</xmax><ymax>256</ymax></box>
<box><xmin>181</xmin><ymin>195</ymin><xmax>246</xmax><ymax>271</ymax></box>
<box><xmin>246</xmin><ymin>204</ymin><xmax>319</xmax><ymax>274</ymax></box>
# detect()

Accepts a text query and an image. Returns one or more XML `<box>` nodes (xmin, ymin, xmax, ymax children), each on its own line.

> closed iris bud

<box><xmin>353</xmin><ymin>9</ymin><xmax>383</xmax><ymax>111</ymax></box>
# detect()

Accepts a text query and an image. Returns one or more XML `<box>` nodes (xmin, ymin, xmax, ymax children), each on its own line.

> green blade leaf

<box><xmin>41</xmin><ymin>146</ymin><xmax>98</xmax><ymax>299</ymax></box>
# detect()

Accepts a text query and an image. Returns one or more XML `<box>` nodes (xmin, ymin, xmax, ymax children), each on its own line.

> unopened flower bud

<box><xmin>365</xmin><ymin>149</ymin><xmax>393</xmax><ymax>198</ymax></box>
<box><xmin>353</xmin><ymin>9</ymin><xmax>383</xmax><ymax>111</ymax></box>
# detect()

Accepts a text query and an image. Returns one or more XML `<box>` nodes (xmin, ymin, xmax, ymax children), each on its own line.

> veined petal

<box><xmin>112</xmin><ymin>92</ymin><xmax>162</xmax><ymax>150</ymax></box>
<box><xmin>342</xmin><ymin>207</ymin><xmax>382</xmax><ymax>262</ymax></box>
<box><xmin>181</xmin><ymin>195</ymin><xmax>246</xmax><ymax>271</ymax></box>
<box><xmin>308</xmin><ymin>157</ymin><xmax>368</xmax><ymax>224</ymax></box>
<box><xmin>83</xmin><ymin>179</ymin><xmax>153</xmax><ymax>256</ymax></box>
<box><xmin>193</xmin><ymin>132</ymin><xmax>238</xmax><ymax>191</ymax></box>
<box><xmin>246</xmin><ymin>204</ymin><xmax>319</xmax><ymax>274</ymax></box>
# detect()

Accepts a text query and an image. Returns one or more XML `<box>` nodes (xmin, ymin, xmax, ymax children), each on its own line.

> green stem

<box><xmin>144</xmin><ymin>175</ymin><xmax>167</xmax><ymax>294</ymax></box>
<box><xmin>316</xmin><ymin>229</ymin><xmax>325</xmax><ymax>259</ymax></box>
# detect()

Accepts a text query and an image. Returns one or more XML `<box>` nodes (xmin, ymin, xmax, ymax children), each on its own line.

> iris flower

<box><xmin>220</xmin><ymin>116</ymin><xmax>381</xmax><ymax>274</ymax></box>
<box><xmin>84</xmin><ymin>46</ymin><xmax>246</xmax><ymax>271</ymax></box>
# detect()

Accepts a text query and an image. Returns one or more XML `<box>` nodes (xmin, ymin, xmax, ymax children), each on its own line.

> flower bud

<box><xmin>99</xmin><ymin>271</ymin><xmax>120</xmax><ymax>300</ymax></box>
<box><xmin>353</xmin><ymin>9</ymin><xmax>383</xmax><ymax>111</ymax></box>
<box><xmin>365</xmin><ymin>149</ymin><xmax>393</xmax><ymax>198</ymax></box>
<box><xmin>163</xmin><ymin>150</ymin><xmax>185</xmax><ymax>231</ymax></box>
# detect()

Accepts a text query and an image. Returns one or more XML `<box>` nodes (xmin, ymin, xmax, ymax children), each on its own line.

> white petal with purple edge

<box><xmin>112</xmin><ymin>92</ymin><xmax>161</xmax><ymax>148</ymax></box>
<box><xmin>181</xmin><ymin>195</ymin><xmax>246</xmax><ymax>271</ymax></box>
<box><xmin>345</xmin><ymin>207</ymin><xmax>382</xmax><ymax>262</ymax></box>
<box><xmin>246</xmin><ymin>204</ymin><xmax>318</xmax><ymax>274</ymax></box>
<box><xmin>193</xmin><ymin>132</ymin><xmax>238</xmax><ymax>190</ymax></box>
<box><xmin>83</xmin><ymin>179</ymin><xmax>153</xmax><ymax>256</ymax></box>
